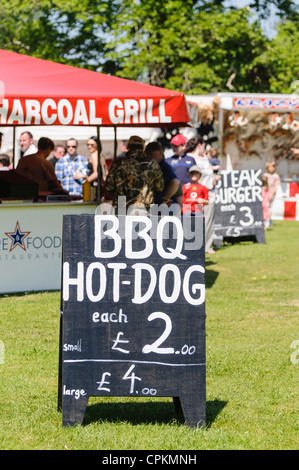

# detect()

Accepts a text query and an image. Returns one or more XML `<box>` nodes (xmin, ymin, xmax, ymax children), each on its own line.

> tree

<box><xmin>266</xmin><ymin>21</ymin><xmax>299</xmax><ymax>93</ymax></box>
<box><xmin>0</xmin><ymin>0</ymin><xmax>298</xmax><ymax>93</ymax></box>
<box><xmin>246</xmin><ymin>0</ymin><xmax>299</xmax><ymax>20</ymax></box>
<box><xmin>0</xmin><ymin>0</ymin><xmax>117</xmax><ymax>69</ymax></box>
<box><xmin>107</xmin><ymin>3</ymin><xmax>271</xmax><ymax>93</ymax></box>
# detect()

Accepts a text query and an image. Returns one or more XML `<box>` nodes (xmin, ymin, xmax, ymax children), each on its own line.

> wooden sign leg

<box><xmin>62</xmin><ymin>395</ymin><xmax>89</xmax><ymax>427</ymax></box>
<box><xmin>179</xmin><ymin>393</ymin><xmax>206</xmax><ymax>428</ymax></box>
<box><xmin>178</xmin><ymin>367</ymin><xmax>206</xmax><ymax>428</ymax></box>
<box><xmin>57</xmin><ymin>314</ymin><xmax>63</xmax><ymax>412</ymax></box>
<box><xmin>173</xmin><ymin>396</ymin><xmax>183</xmax><ymax>417</ymax></box>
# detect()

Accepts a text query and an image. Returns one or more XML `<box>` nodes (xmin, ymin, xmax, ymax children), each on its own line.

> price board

<box><xmin>58</xmin><ymin>213</ymin><xmax>206</xmax><ymax>428</ymax></box>
<box><xmin>214</xmin><ymin>169</ymin><xmax>265</xmax><ymax>245</ymax></box>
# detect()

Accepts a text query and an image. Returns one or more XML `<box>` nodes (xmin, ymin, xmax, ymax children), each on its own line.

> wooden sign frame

<box><xmin>58</xmin><ymin>213</ymin><xmax>206</xmax><ymax>428</ymax></box>
<box><xmin>214</xmin><ymin>169</ymin><xmax>265</xmax><ymax>246</ymax></box>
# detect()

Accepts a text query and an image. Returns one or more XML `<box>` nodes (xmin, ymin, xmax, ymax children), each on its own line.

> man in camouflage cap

<box><xmin>104</xmin><ymin>135</ymin><xmax>164</xmax><ymax>212</ymax></box>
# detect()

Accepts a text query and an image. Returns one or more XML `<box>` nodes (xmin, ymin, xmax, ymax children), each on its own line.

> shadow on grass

<box><xmin>205</xmin><ymin>260</ymin><xmax>219</xmax><ymax>289</ymax></box>
<box><xmin>82</xmin><ymin>398</ymin><xmax>227</xmax><ymax>427</ymax></box>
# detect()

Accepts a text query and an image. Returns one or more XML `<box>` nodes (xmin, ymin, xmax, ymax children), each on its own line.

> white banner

<box><xmin>0</xmin><ymin>203</ymin><xmax>96</xmax><ymax>293</ymax></box>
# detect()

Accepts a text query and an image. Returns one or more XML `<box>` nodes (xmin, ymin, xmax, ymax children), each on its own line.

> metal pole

<box><xmin>13</xmin><ymin>126</ymin><xmax>16</xmax><ymax>169</ymax></box>
<box><xmin>114</xmin><ymin>126</ymin><xmax>117</xmax><ymax>159</ymax></box>
<box><xmin>97</xmin><ymin>125</ymin><xmax>101</xmax><ymax>201</ymax></box>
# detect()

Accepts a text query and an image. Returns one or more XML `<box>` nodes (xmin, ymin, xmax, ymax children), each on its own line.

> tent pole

<box><xmin>13</xmin><ymin>126</ymin><xmax>16</xmax><ymax>169</ymax></box>
<box><xmin>97</xmin><ymin>125</ymin><xmax>101</xmax><ymax>202</ymax></box>
<box><xmin>114</xmin><ymin>126</ymin><xmax>117</xmax><ymax>159</ymax></box>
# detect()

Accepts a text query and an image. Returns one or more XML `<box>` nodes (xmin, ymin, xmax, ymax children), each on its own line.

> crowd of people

<box><xmin>0</xmin><ymin>130</ymin><xmax>281</xmax><ymax>253</ymax></box>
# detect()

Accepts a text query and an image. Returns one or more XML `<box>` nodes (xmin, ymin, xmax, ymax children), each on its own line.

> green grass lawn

<box><xmin>0</xmin><ymin>220</ymin><xmax>298</xmax><ymax>450</ymax></box>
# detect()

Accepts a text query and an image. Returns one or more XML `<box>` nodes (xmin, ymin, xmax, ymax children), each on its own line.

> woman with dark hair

<box><xmin>74</xmin><ymin>136</ymin><xmax>107</xmax><ymax>186</ymax></box>
<box><xmin>185</xmin><ymin>136</ymin><xmax>204</xmax><ymax>154</ymax></box>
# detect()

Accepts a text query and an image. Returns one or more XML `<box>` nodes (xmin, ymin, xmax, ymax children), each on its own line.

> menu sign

<box><xmin>58</xmin><ymin>213</ymin><xmax>206</xmax><ymax>428</ymax></box>
<box><xmin>214</xmin><ymin>170</ymin><xmax>265</xmax><ymax>245</ymax></box>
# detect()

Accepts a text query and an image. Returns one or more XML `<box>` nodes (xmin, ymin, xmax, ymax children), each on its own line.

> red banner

<box><xmin>0</xmin><ymin>97</ymin><xmax>189</xmax><ymax>127</ymax></box>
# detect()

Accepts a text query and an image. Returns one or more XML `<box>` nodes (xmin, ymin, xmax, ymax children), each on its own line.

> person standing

<box><xmin>55</xmin><ymin>138</ymin><xmax>88</xmax><ymax>196</ymax></box>
<box><xmin>145</xmin><ymin>141</ymin><xmax>180</xmax><ymax>205</ymax></box>
<box><xmin>103</xmin><ymin>135</ymin><xmax>164</xmax><ymax>212</ymax></box>
<box><xmin>73</xmin><ymin>136</ymin><xmax>107</xmax><ymax>190</ymax></box>
<box><xmin>261</xmin><ymin>175</ymin><xmax>270</xmax><ymax>230</ymax></box>
<box><xmin>166</xmin><ymin>134</ymin><xmax>196</xmax><ymax>186</ymax></box>
<box><xmin>0</xmin><ymin>154</ymin><xmax>10</xmax><ymax>170</ymax></box>
<box><xmin>19</xmin><ymin>131</ymin><xmax>38</xmax><ymax>158</ymax></box>
<box><xmin>182</xmin><ymin>166</ymin><xmax>209</xmax><ymax>213</ymax></box>
<box><xmin>117</xmin><ymin>140</ymin><xmax>129</xmax><ymax>158</ymax></box>
<box><xmin>186</xmin><ymin>137</ymin><xmax>217</xmax><ymax>254</ymax></box>
<box><xmin>263</xmin><ymin>161</ymin><xmax>281</xmax><ymax>226</ymax></box>
<box><xmin>16</xmin><ymin>137</ymin><xmax>68</xmax><ymax>194</ymax></box>
<box><xmin>49</xmin><ymin>144</ymin><xmax>66</xmax><ymax>167</ymax></box>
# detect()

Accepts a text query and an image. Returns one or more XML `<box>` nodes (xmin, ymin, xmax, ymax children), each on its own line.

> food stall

<box><xmin>0</xmin><ymin>49</ymin><xmax>197</xmax><ymax>293</ymax></box>
<box><xmin>186</xmin><ymin>92</ymin><xmax>299</xmax><ymax>220</ymax></box>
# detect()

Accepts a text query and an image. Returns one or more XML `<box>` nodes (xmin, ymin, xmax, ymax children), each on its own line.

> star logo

<box><xmin>5</xmin><ymin>221</ymin><xmax>31</xmax><ymax>252</ymax></box>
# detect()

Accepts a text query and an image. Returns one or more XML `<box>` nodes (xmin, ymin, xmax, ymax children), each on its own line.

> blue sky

<box><xmin>224</xmin><ymin>0</ymin><xmax>299</xmax><ymax>38</ymax></box>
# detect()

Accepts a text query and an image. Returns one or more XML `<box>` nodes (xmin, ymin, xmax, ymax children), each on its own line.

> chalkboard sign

<box><xmin>58</xmin><ymin>213</ymin><xmax>206</xmax><ymax>428</ymax></box>
<box><xmin>214</xmin><ymin>169</ymin><xmax>265</xmax><ymax>246</ymax></box>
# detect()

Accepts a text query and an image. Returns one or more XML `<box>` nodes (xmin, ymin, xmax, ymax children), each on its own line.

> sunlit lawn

<box><xmin>0</xmin><ymin>220</ymin><xmax>298</xmax><ymax>449</ymax></box>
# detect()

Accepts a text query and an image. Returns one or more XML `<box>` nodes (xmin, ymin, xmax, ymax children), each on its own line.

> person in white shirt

<box><xmin>19</xmin><ymin>131</ymin><xmax>38</xmax><ymax>157</ymax></box>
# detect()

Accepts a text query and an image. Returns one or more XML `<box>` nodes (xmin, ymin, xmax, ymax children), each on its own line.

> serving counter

<box><xmin>0</xmin><ymin>201</ymin><xmax>98</xmax><ymax>294</ymax></box>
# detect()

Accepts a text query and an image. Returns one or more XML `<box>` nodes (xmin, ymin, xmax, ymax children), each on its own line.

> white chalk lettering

<box><xmin>94</xmin><ymin>215</ymin><xmax>187</xmax><ymax>259</ymax></box>
<box><xmin>111</xmin><ymin>332</ymin><xmax>130</xmax><ymax>354</ymax></box>
<box><xmin>63</xmin><ymin>261</ymin><xmax>84</xmax><ymax>301</ymax></box>
<box><xmin>92</xmin><ymin>309</ymin><xmax>128</xmax><ymax>323</ymax></box>
<box><xmin>63</xmin><ymin>339</ymin><xmax>82</xmax><ymax>352</ymax></box>
<box><xmin>123</xmin><ymin>364</ymin><xmax>142</xmax><ymax>393</ymax></box>
<box><xmin>85</xmin><ymin>262</ymin><xmax>107</xmax><ymax>302</ymax></box>
<box><xmin>63</xmin><ymin>385</ymin><xmax>86</xmax><ymax>400</ymax></box>
<box><xmin>63</xmin><ymin>261</ymin><xmax>205</xmax><ymax>305</ymax></box>
<box><xmin>125</xmin><ymin>217</ymin><xmax>153</xmax><ymax>258</ymax></box>
<box><xmin>96</xmin><ymin>372</ymin><xmax>111</xmax><ymax>392</ymax></box>
<box><xmin>156</xmin><ymin>217</ymin><xmax>184</xmax><ymax>259</ymax></box>
<box><xmin>132</xmin><ymin>263</ymin><xmax>157</xmax><ymax>304</ymax></box>
<box><xmin>94</xmin><ymin>215</ymin><xmax>122</xmax><ymax>258</ymax></box>
<box><xmin>215</xmin><ymin>186</ymin><xmax>262</xmax><ymax>204</ymax></box>
<box><xmin>183</xmin><ymin>265</ymin><xmax>205</xmax><ymax>306</ymax></box>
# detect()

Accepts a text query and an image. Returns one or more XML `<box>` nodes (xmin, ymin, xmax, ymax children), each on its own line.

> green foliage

<box><xmin>266</xmin><ymin>21</ymin><xmax>299</xmax><ymax>93</ymax></box>
<box><xmin>108</xmin><ymin>6</ymin><xmax>271</xmax><ymax>93</ymax></box>
<box><xmin>0</xmin><ymin>0</ymin><xmax>115</xmax><ymax>68</ymax></box>
<box><xmin>0</xmin><ymin>0</ymin><xmax>298</xmax><ymax>91</ymax></box>
<box><xmin>247</xmin><ymin>0</ymin><xmax>299</xmax><ymax>20</ymax></box>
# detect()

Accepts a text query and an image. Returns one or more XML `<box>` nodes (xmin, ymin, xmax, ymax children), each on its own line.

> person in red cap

<box><xmin>166</xmin><ymin>134</ymin><xmax>196</xmax><ymax>185</ymax></box>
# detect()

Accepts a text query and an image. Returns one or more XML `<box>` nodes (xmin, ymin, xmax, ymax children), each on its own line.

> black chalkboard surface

<box><xmin>58</xmin><ymin>213</ymin><xmax>206</xmax><ymax>428</ymax></box>
<box><xmin>214</xmin><ymin>169</ymin><xmax>265</xmax><ymax>246</ymax></box>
